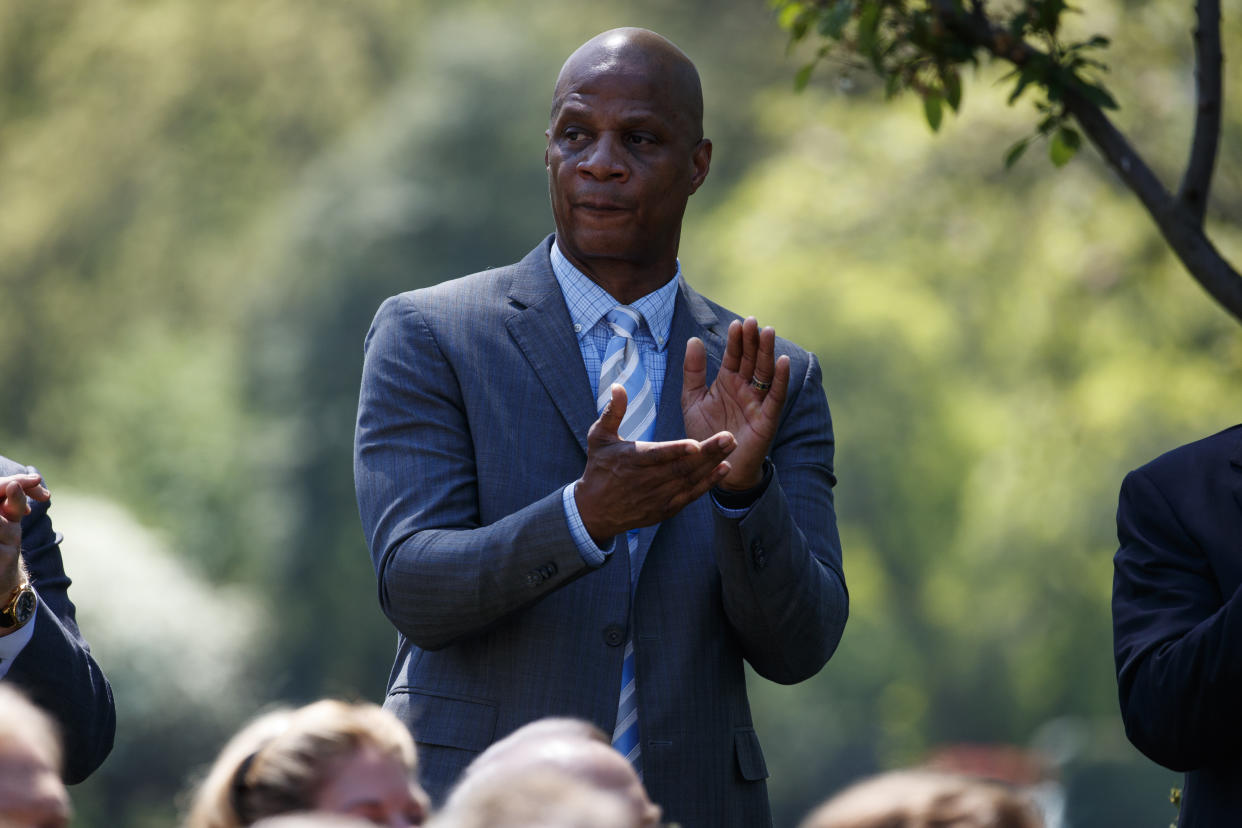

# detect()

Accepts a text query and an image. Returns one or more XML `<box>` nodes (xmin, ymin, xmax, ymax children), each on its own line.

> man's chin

<box><xmin>559</xmin><ymin>233</ymin><xmax>650</xmax><ymax>265</ymax></box>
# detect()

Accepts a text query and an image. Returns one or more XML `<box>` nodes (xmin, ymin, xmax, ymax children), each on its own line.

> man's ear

<box><xmin>545</xmin><ymin>129</ymin><xmax>552</xmax><ymax>168</ymax></box>
<box><xmin>689</xmin><ymin>138</ymin><xmax>712</xmax><ymax>194</ymax></box>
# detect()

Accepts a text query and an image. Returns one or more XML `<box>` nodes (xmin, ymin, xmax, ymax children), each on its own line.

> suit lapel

<box><xmin>504</xmin><ymin>238</ymin><xmax>597</xmax><ymax>458</ymax></box>
<box><xmin>632</xmin><ymin>279</ymin><xmax>727</xmax><ymax>578</ymax></box>
<box><xmin>504</xmin><ymin>246</ymin><xmax>728</xmax><ymax>581</ymax></box>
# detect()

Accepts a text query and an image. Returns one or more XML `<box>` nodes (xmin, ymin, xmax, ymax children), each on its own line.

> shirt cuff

<box><xmin>0</xmin><ymin>610</ymin><xmax>37</xmax><ymax>680</ymax></box>
<box><xmin>711</xmin><ymin>459</ymin><xmax>774</xmax><ymax>517</ymax></box>
<box><xmin>563</xmin><ymin>482</ymin><xmax>614</xmax><ymax>566</ymax></box>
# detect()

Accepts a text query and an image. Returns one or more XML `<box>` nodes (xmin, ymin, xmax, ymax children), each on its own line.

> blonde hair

<box><xmin>184</xmin><ymin>700</ymin><xmax>417</xmax><ymax>828</ymax></box>
<box><xmin>800</xmin><ymin>770</ymin><xmax>1043</xmax><ymax>828</ymax></box>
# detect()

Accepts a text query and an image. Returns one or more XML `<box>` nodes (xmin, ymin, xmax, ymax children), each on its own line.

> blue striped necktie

<box><xmin>598</xmin><ymin>305</ymin><xmax>654</xmax><ymax>774</ymax></box>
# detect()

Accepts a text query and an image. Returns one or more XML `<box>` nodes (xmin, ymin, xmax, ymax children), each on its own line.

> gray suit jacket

<box><xmin>354</xmin><ymin>237</ymin><xmax>848</xmax><ymax>827</ymax></box>
<box><xmin>1</xmin><ymin>456</ymin><xmax>115</xmax><ymax>783</ymax></box>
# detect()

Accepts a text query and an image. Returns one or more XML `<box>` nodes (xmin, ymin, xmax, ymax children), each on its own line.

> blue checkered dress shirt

<box><xmin>551</xmin><ymin>242</ymin><xmax>679</xmax><ymax>564</ymax></box>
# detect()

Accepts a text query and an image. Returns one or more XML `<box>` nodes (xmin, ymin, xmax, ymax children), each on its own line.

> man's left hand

<box><xmin>682</xmin><ymin>317</ymin><xmax>789</xmax><ymax>491</ymax></box>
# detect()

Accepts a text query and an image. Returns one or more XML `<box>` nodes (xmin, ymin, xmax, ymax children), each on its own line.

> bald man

<box><xmin>355</xmin><ymin>28</ymin><xmax>848</xmax><ymax>826</ymax></box>
<box><xmin>445</xmin><ymin>717</ymin><xmax>661</xmax><ymax>827</ymax></box>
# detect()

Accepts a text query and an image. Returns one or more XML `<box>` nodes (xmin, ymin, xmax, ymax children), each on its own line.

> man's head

<box><xmin>433</xmin><ymin>767</ymin><xmax>635</xmax><ymax>828</ymax></box>
<box><xmin>799</xmin><ymin>770</ymin><xmax>1043</xmax><ymax>828</ymax></box>
<box><xmin>448</xmin><ymin>718</ymin><xmax>662</xmax><ymax>827</ymax></box>
<box><xmin>546</xmin><ymin>28</ymin><xmax>712</xmax><ymax>294</ymax></box>
<box><xmin>0</xmin><ymin>685</ymin><xmax>71</xmax><ymax>828</ymax></box>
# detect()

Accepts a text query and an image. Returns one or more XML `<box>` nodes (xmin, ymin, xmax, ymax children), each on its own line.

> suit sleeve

<box><xmin>354</xmin><ymin>295</ymin><xmax>592</xmax><ymax>651</ymax></box>
<box><xmin>7</xmin><ymin>489</ymin><xmax>116</xmax><ymax>784</ymax></box>
<box><xmin>711</xmin><ymin>352</ymin><xmax>848</xmax><ymax>684</ymax></box>
<box><xmin>1112</xmin><ymin>467</ymin><xmax>1242</xmax><ymax>771</ymax></box>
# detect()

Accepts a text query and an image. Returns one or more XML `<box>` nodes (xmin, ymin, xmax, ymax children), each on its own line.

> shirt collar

<box><xmin>550</xmin><ymin>240</ymin><xmax>679</xmax><ymax>351</ymax></box>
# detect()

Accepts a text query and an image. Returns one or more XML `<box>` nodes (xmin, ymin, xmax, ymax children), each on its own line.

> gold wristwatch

<box><xmin>0</xmin><ymin>582</ymin><xmax>36</xmax><ymax>629</ymax></box>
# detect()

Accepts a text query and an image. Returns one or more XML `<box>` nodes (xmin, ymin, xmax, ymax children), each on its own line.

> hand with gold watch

<box><xmin>0</xmin><ymin>581</ymin><xmax>35</xmax><ymax>630</ymax></box>
<box><xmin>0</xmin><ymin>472</ymin><xmax>50</xmax><ymax>637</ymax></box>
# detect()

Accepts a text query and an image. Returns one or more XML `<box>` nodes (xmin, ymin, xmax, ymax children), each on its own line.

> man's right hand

<box><xmin>0</xmin><ymin>474</ymin><xmax>51</xmax><ymax>593</ymax></box>
<box><xmin>575</xmin><ymin>384</ymin><xmax>736</xmax><ymax>545</ymax></box>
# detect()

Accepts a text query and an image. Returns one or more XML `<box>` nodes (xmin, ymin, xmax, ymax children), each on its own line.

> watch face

<box><xmin>14</xmin><ymin>590</ymin><xmax>34</xmax><ymax>625</ymax></box>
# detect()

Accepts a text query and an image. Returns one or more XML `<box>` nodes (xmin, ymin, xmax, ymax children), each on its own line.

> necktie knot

<box><xmin>605</xmin><ymin>305</ymin><xmax>642</xmax><ymax>339</ymax></box>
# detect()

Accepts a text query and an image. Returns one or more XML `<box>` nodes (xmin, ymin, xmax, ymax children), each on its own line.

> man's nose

<box><xmin>577</xmin><ymin>133</ymin><xmax>628</xmax><ymax>181</ymax></box>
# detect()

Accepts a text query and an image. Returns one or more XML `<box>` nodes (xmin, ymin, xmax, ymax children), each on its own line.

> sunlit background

<box><xmin>4</xmin><ymin>0</ymin><xmax>1241</xmax><ymax>825</ymax></box>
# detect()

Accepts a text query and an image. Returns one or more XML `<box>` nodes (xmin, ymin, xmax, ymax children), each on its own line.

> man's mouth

<box><xmin>576</xmin><ymin>200</ymin><xmax>631</xmax><ymax>212</ymax></box>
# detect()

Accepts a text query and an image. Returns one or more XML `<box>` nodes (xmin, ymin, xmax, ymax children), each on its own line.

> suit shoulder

<box><xmin>389</xmin><ymin>264</ymin><xmax>516</xmax><ymax>315</ymax></box>
<box><xmin>1131</xmin><ymin>424</ymin><xmax>1242</xmax><ymax>482</ymax></box>
<box><xmin>377</xmin><ymin>239</ymin><xmax>554</xmax><ymax>325</ymax></box>
<box><xmin>693</xmin><ymin>293</ymin><xmax>816</xmax><ymax>363</ymax></box>
<box><xmin>0</xmin><ymin>456</ymin><xmax>35</xmax><ymax>477</ymax></box>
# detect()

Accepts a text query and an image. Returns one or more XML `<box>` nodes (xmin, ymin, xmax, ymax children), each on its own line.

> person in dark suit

<box><xmin>1112</xmin><ymin>424</ymin><xmax>1242</xmax><ymax>827</ymax></box>
<box><xmin>0</xmin><ymin>457</ymin><xmax>115</xmax><ymax>783</ymax></box>
<box><xmin>354</xmin><ymin>28</ymin><xmax>848</xmax><ymax>827</ymax></box>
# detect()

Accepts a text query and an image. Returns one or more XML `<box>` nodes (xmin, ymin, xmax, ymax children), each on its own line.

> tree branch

<box><xmin>1177</xmin><ymin>0</ymin><xmax>1222</xmax><ymax>224</ymax></box>
<box><xmin>1062</xmin><ymin>86</ymin><xmax>1242</xmax><ymax>322</ymax></box>
<box><xmin>927</xmin><ymin>0</ymin><xmax>1242</xmax><ymax>322</ymax></box>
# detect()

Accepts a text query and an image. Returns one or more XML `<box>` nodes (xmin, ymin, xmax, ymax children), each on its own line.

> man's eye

<box><xmin>627</xmin><ymin>134</ymin><xmax>654</xmax><ymax>145</ymax></box>
<box><xmin>564</xmin><ymin>129</ymin><xmax>588</xmax><ymax>141</ymax></box>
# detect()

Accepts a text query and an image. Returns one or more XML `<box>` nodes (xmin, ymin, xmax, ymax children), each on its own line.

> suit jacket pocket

<box><xmin>388</xmin><ymin>687</ymin><xmax>498</xmax><ymax>753</ymax></box>
<box><xmin>734</xmin><ymin>726</ymin><xmax>770</xmax><ymax>782</ymax></box>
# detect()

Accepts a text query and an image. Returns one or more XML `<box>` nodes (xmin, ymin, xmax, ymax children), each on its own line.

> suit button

<box><xmin>525</xmin><ymin>572</ymin><xmax>542</xmax><ymax>587</ymax></box>
<box><xmin>603</xmin><ymin>624</ymin><xmax>625</xmax><ymax>646</ymax></box>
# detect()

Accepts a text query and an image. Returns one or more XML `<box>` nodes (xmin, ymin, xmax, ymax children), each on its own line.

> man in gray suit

<box><xmin>354</xmin><ymin>28</ymin><xmax>848</xmax><ymax>827</ymax></box>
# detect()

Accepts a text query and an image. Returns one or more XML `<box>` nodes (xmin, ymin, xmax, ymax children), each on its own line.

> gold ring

<box><xmin>749</xmin><ymin>377</ymin><xmax>771</xmax><ymax>392</ymax></box>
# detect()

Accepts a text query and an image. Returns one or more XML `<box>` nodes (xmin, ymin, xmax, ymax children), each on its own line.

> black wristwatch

<box><xmin>0</xmin><ymin>582</ymin><xmax>36</xmax><ymax>629</ymax></box>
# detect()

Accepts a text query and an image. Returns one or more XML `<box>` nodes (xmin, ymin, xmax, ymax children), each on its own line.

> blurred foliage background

<box><xmin>2</xmin><ymin>0</ymin><xmax>1239</xmax><ymax>825</ymax></box>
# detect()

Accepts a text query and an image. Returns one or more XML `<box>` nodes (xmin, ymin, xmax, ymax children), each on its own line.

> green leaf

<box><xmin>1004</xmin><ymin>138</ymin><xmax>1030</xmax><ymax>168</ymax></box>
<box><xmin>777</xmin><ymin>1</ymin><xmax>803</xmax><ymax>29</ymax></box>
<box><xmin>924</xmin><ymin>93</ymin><xmax>944</xmax><ymax>132</ymax></box>
<box><xmin>858</xmin><ymin>1</ymin><xmax>881</xmax><ymax>56</ymax></box>
<box><xmin>885</xmin><ymin>72</ymin><xmax>902</xmax><ymax>99</ymax></box>
<box><xmin>1008</xmin><ymin>72</ymin><xmax>1034</xmax><ymax>105</ymax></box>
<box><xmin>819</xmin><ymin>0</ymin><xmax>854</xmax><ymax>39</ymax></box>
<box><xmin>943</xmin><ymin>70</ymin><xmax>962</xmax><ymax>111</ymax></box>
<box><xmin>1049</xmin><ymin>126</ymin><xmax>1081</xmax><ymax>166</ymax></box>
<box><xmin>778</xmin><ymin>3</ymin><xmax>811</xmax><ymax>39</ymax></box>
<box><xmin>794</xmin><ymin>62</ymin><xmax>815</xmax><ymax>91</ymax></box>
<box><xmin>1076</xmin><ymin>79</ymin><xmax>1119</xmax><ymax>110</ymax></box>
<box><xmin>1038</xmin><ymin>0</ymin><xmax>1065</xmax><ymax>36</ymax></box>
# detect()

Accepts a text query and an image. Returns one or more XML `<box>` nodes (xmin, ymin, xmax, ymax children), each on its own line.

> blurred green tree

<box><xmin>3</xmin><ymin>0</ymin><xmax>1233</xmax><ymax>825</ymax></box>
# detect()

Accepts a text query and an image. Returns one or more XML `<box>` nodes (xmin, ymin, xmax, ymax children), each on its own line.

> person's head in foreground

<box><xmin>0</xmin><ymin>685</ymin><xmax>71</xmax><ymax>828</ymax></box>
<box><xmin>249</xmin><ymin>814</ymin><xmax>376</xmax><ymax>828</ymax></box>
<box><xmin>431</xmin><ymin>768</ymin><xmax>635</xmax><ymax>828</ymax></box>
<box><xmin>250</xmin><ymin>815</ymin><xmax>375</xmax><ymax>828</ymax></box>
<box><xmin>799</xmin><ymin>770</ymin><xmax>1043</xmax><ymax>828</ymax></box>
<box><xmin>185</xmin><ymin>699</ymin><xmax>429</xmax><ymax>828</ymax></box>
<box><xmin>445</xmin><ymin>717</ymin><xmax>661</xmax><ymax>827</ymax></box>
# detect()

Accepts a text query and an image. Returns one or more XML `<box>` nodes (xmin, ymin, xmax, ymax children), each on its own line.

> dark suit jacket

<box><xmin>0</xmin><ymin>456</ymin><xmax>115</xmax><ymax>784</ymax></box>
<box><xmin>354</xmin><ymin>237</ymin><xmax>848</xmax><ymax>827</ymax></box>
<box><xmin>1113</xmin><ymin>424</ymin><xmax>1242</xmax><ymax>827</ymax></box>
